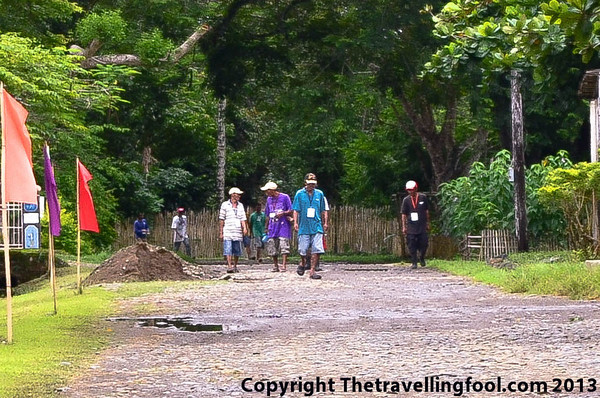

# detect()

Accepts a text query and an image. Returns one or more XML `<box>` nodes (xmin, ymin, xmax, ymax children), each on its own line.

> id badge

<box><xmin>410</xmin><ymin>212</ymin><xmax>419</xmax><ymax>222</ymax></box>
<box><xmin>307</xmin><ymin>208</ymin><xmax>316</xmax><ymax>218</ymax></box>
<box><xmin>269</xmin><ymin>212</ymin><xmax>276</xmax><ymax>219</ymax></box>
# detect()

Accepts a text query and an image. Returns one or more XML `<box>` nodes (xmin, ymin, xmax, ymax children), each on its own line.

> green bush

<box><xmin>538</xmin><ymin>162</ymin><xmax>600</xmax><ymax>255</ymax></box>
<box><xmin>437</xmin><ymin>149</ymin><xmax>570</xmax><ymax>245</ymax></box>
<box><xmin>41</xmin><ymin>208</ymin><xmax>94</xmax><ymax>255</ymax></box>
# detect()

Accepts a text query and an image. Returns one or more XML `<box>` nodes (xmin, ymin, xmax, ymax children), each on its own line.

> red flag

<box><xmin>1</xmin><ymin>89</ymin><xmax>37</xmax><ymax>204</ymax></box>
<box><xmin>77</xmin><ymin>159</ymin><xmax>99</xmax><ymax>232</ymax></box>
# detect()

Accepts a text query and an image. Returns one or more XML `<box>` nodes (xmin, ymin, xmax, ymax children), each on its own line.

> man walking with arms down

<box><xmin>401</xmin><ymin>180</ymin><xmax>430</xmax><ymax>269</ymax></box>
<box><xmin>293</xmin><ymin>173</ymin><xmax>328</xmax><ymax>280</ymax></box>
<box><xmin>172</xmin><ymin>208</ymin><xmax>191</xmax><ymax>256</ymax></box>
<box><xmin>219</xmin><ymin>187</ymin><xmax>249</xmax><ymax>273</ymax></box>
<box><xmin>262</xmin><ymin>181</ymin><xmax>293</xmax><ymax>272</ymax></box>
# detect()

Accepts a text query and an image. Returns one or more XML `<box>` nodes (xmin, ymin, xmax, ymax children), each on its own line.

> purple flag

<box><xmin>44</xmin><ymin>144</ymin><xmax>61</xmax><ymax>236</ymax></box>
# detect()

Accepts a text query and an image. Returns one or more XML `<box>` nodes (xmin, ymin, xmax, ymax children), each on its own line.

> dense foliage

<box><xmin>1</xmin><ymin>0</ymin><xmax>600</xmax><ymax>251</ymax></box>
<box><xmin>437</xmin><ymin>150</ymin><xmax>571</xmax><ymax>244</ymax></box>
<box><xmin>539</xmin><ymin>161</ymin><xmax>600</xmax><ymax>255</ymax></box>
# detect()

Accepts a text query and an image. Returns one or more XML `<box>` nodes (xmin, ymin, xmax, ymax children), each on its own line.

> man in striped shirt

<box><xmin>219</xmin><ymin>187</ymin><xmax>249</xmax><ymax>273</ymax></box>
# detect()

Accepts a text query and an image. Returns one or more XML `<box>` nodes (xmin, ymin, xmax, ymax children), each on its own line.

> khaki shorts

<box><xmin>252</xmin><ymin>236</ymin><xmax>264</xmax><ymax>248</ymax></box>
<box><xmin>266</xmin><ymin>237</ymin><xmax>290</xmax><ymax>256</ymax></box>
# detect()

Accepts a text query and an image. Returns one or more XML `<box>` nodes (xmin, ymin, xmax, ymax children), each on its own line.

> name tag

<box><xmin>269</xmin><ymin>212</ymin><xmax>276</xmax><ymax>219</ymax></box>
<box><xmin>410</xmin><ymin>212</ymin><xmax>419</xmax><ymax>222</ymax></box>
<box><xmin>307</xmin><ymin>208</ymin><xmax>316</xmax><ymax>218</ymax></box>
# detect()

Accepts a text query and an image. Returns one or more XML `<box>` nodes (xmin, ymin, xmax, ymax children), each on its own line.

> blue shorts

<box><xmin>223</xmin><ymin>240</ymin><xmax>243</xmax><ymax>256</ymax></box>
<box><xmin>297</xmin><ymin>234</ymin><xmax>325</xmax><ymax>256</ymax></box>
<box><xmin>243</xmin><ymin>235</ymin><xmax>251</xmax><ymax>247</ymax></box>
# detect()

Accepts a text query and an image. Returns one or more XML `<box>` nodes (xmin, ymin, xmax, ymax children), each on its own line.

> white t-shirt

<box><xmin>219</xmin><ymin>200</ymin><xmax>246</xmax><ymax>241</ymax></box>
<box><xmin>171</xmin><ymin>215</ymin><xmax>188</xmax><ymax>242</ymax></box>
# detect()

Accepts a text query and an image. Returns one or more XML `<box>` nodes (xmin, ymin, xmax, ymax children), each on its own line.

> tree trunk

<box><xmin>511</xmin><ymin>70</ymin><xmax>528</xmax><ymax>252</ymax></box>
<box><xmin>216</xmin><ymin>98</ymin><xmax>227</xmax><ymax>202</ymax></box>
<box><xmin>395</xmin><ymin>89</ymin><xmax>488</xmax><ymax>189</ymax></box>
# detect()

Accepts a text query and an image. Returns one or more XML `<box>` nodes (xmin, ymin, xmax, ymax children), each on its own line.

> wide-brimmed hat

<box><xmin>260</xmin><ymin>181</ymin><xmax>278</xmax><ymax>191</ymax></box>
<box><xmin>228</xmin><ymin>187</ymin><xmax>244</xmax><ymax>195</ymax></box>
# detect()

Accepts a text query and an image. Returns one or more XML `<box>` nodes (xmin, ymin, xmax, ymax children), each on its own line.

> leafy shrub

<box><xmin>538</xmin><ymin>161</ymin><xmax>600</xmax><ymax>256</ymax></box>
<box><xmin>437</xmin><ymin>149</ymin><xmax>570</xmax><ymax>245</ymax></box>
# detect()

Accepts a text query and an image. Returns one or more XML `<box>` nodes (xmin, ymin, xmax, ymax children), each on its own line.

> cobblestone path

<box><xmin>63</xmin><ymin>263</ymin><xmax>600</xmax><ymax>398</ymax></box>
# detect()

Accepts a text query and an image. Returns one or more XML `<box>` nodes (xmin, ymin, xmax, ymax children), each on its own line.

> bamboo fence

<box><xmin>465</xmin><ymin>229</ymin><xmax>518</xmax><ymax>260</ymax></box>
<box><xmin>464</xmin><ymin>229</ymin><xmax>569</xmax><ymax>260</ymax></box>
<box><xmin>115</xmin><ymin>206</ymin><xmax>411</xmax><ymax>258</ymax></box>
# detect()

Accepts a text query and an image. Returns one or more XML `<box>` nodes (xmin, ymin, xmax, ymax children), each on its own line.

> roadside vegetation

<box><xmin>429</xmin><ymin>251</ymin><xmax>600</xmax><ymax>300</ymax></box>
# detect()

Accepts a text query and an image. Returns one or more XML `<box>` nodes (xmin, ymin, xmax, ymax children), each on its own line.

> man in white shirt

<box><xmin>171</xmin><ymin>207</ymin><xmax>191</xmax><ymax>256</ymax></box>
<box><xmin>219</xmin><ymin>187</ymin><xmax>249</xmax><ymax>273</ymax></box>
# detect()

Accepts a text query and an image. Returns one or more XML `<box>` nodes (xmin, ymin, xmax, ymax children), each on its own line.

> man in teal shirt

<box><xmin>292</xmin><ymin>172</ymin><xmax>328</xmax><ymax>280</ymax></box>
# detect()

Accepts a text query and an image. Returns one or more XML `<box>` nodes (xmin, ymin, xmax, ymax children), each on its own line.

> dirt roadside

<box><xmin>62</xmin><ymin>262</ymin><xmax>600</xmax><ymax>398</ymax></box>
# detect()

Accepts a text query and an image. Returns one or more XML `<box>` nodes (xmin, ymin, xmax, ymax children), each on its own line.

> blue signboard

<box><xmin>24</xmin><ymin>225</ymin><xmax>40</xmax><ymax>249</ymax></box>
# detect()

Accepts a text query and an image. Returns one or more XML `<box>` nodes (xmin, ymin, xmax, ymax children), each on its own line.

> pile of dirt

<box><xmin>84</xmin><ymin>242</ymin><xmax>212</xmax><ymax>285</ymax></box>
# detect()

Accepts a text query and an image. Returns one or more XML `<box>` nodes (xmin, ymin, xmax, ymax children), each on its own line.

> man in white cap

<box><xmin>292</xmin><ymin>172</ymin><xmax>328</xmax><ymax>280</ymax></box>
<box><xmin>171</xmin><ymin>207</ymin><xmax>191</xmax><ymax>256</ymax></box>
<box><xmin>261</xmin><ymin>181</ymin><xmax>293</xmax><ymax>272</ymax></box>
<box><xmin>401</xmin><ymin>180</ymin><xmax>430</xmax><ymax>269</ymax></box>
<box><xmin>219</xmin><ymin>187</ymin><xmax>248</xmax><ymax>273</ymax></box>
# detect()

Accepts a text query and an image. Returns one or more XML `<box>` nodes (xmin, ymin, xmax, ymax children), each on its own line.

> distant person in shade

<box><xmin>249</xmin><ymin>202</ymin><xmax>266</xmax><ymax>264</ymax></box>
<box><xmin>134</xmin><ymin>213</ymin><xmax>149</xmax><ymax>242</ymax></box>
<box><xmin>171</xmin><ymin>207</ymin><xmax>191</xmax><ymax>256</ymax></box>
<box><xmin>401</xmin><ymin>180</ymin><xmax>430</xmax><ymax>269</ymax></box>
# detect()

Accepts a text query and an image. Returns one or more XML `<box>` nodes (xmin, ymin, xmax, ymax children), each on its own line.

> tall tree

<box><xmin>425</xmin><ymin>0</ymin><xmax>567</xmax><ymax>250</ymax></box>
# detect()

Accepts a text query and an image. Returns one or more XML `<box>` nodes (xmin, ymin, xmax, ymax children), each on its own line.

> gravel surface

<box><xmin>62</xmin><ymin>262</ymin><xmax>600</xmax><ymax>398</ymax></box>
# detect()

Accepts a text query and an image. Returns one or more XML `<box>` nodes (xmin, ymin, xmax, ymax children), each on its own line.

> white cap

<box><xmin>260</xmin><ymin>181</ymin><xmax>278</xmax><ymax>191</ymax></box>
<box><xmin>405</xmin><ymin>180</ymin><xmax>418</xmax><ymax>191</ymax></box>
<box><xmin>228</xmin><ymin>187</ymin><xmax>244</xmax><ymax>195</ymax></box>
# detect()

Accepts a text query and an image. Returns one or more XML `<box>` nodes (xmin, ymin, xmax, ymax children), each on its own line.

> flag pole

<box><xmin>48</xmin><ymin>212</ymin><xmax>57</xmax><ymax>314</ymax></box>
<box><xmin>1</xmin><ymin>81</ymin><xmax>14</xmax><ymax>343</ymax></box>
<box><xmin>45</xmin><ymin>143</ymin><xmax>58</xmax><ymax>312</ymax></box>
<box><xmin>76</xmin><ymin>157</ymin><xmax>82</xmax><ymax>294</ymax></box>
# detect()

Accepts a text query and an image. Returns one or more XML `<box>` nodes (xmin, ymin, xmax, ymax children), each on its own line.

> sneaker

<box><xmin>310</xmin><ymin>274</ymin><xmax>322</xmax><ymax>280</ymax></box>
<box><xmin>410</xmin><ymin>263</ymin><xmax>417</xmax><ymax>269</ymax></box>
<box><xmin>296</xmin><ymin>265</ymin><xmax>305</xmax><ymax>276</ymax></box>
<box><xmin>420</xmin><ymin>260</ymin><xmax>426</xmax><ymax>267</ymax></box>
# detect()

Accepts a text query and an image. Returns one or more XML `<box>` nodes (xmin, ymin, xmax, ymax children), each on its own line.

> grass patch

<box><xmin>429</xmin><ymin>253</ymin><xmax>600</xmax><ymax>300</ymax></box>
<box><xmin>0</xmin><ymin>265</ymin><xmax>212</xmax><ymax>397</ymax></box>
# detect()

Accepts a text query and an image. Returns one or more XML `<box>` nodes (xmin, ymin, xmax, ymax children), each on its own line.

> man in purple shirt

<box><xmin>261</xmin><ymin>181</ymin><xmax>293</xmax><ymax>272</ymax></box>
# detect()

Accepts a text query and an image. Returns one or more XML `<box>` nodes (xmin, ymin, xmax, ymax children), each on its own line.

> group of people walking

<box><xmin>219</xmin><ymin>172</ymin><xmax>328</xmax><ymax>280</ymax></box>
<box><xmin>135</xmin><ymin>176</ymin><xmax>430</xmax><ymax>277</ymax></box>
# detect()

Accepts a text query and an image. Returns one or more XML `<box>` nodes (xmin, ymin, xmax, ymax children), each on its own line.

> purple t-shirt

<box><xmin>265</xmin><ymin>192</ymin><xmax>292</xmax><ymax>239</ymax></box>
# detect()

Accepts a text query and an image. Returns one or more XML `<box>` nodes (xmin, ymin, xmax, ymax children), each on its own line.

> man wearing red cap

<box><xmin>401</xmin><ymin>180</ymin><xmax>430</xmax><ymax>269</ymax></box>
<box><xmin>172</xmin><ymin>207</ymin><xmax>191</xmax><ymax>256</ymax></box>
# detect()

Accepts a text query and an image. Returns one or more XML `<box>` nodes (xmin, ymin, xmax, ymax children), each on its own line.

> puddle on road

<box><xmin>108</xmin><ymin>316</ymin><xmax>231</xmax><ymax>332</ymax></box>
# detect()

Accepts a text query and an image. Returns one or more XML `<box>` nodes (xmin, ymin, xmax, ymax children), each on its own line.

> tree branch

<box><xmin>72</xmin><ymin>24</ymin><xmax>212</xmax><ymax>69</ymax></box>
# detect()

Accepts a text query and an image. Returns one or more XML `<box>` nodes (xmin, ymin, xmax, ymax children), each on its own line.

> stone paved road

<box><xmin>63</xmin><ymin>263</ymin><xmax>600</xmax><ymax>398</ymax></box>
